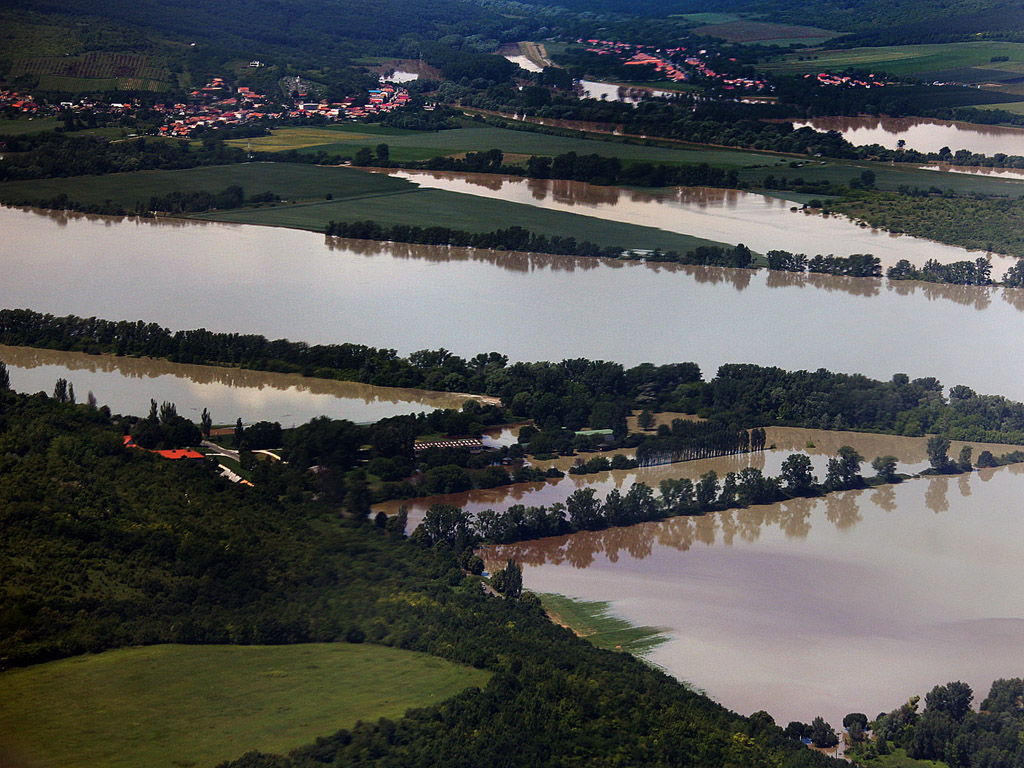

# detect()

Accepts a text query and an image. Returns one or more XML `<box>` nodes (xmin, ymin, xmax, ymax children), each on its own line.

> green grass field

<box><xmin>0</xmin><ymin>163</ymin><xmax>415</xmax><ymax>208</ymax></box>
<box><xmin>0</xmin><ymin>643</ymin><xmax>490</xmax><ymax>768</ymax></box>
<box><xmin>767</xmin><ymin>41</ymin><xmax>1024</xmax><ymax>77</ymax></box>
<box><xmin>194</xmin><ymin>183</ymin><xmax>731</xmax><ymax>253</ymax></box>
<box><xmin>539</xmin><ymin>593</ymin><xmax>667</xmax><ymax>656</ymax></box>
<box><xmin>250</xmin><ymin>122</ymin><xmax>775</xmax><ymax>167</ymax></box>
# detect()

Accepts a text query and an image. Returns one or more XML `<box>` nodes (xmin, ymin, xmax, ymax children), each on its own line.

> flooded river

<box><xmin>6</xmin><ymin>184</ymin><xmax>1024</xmax><ymax>729</ymax></box>
<box><xmin>385</xmin><ymin>170</ymin><xmax>1012</xmax><ymax>273</ymax></box>
<box><xmin>0</xmin><ymin>344</ymin><xmax>481</xmax><ymax>424</ymax></box>
<box><xmin>483</xmin><ymin>462</ymin><xmax>1024</xmax><ymax>725</ymax></box>
<box><xmin>6</xmin><ymin>205</ymin><xmax>1024</xmax><ymax>402</ymax></box>
<box><xmin>373</xmin><ymin>427</ymin><xmax>1012</xmax><ymax>529</ymax></box>
<box><xmin>790</xmin><ymin>115</ymin><xmax>1024</xmax><ymax>156</ymax></box>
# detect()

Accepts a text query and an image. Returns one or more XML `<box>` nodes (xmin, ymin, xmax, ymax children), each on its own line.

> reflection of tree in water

<box><xmin>0</xmin><ymin>344</ymin><xmax>468</xmax><ymax>408</ymax></box>
<box><xmin>489</xmin><ymin>483</ymin><xmax>876</xmax><ymax>568</ymax></box>
<box><xmin>764</xmin><ymin>268</ymin><xmax>880</xmax><ymax>299</ymax></box>
<box><xmin>326</xmin><ymin>234</ymin><xmax>614</xmax><ymax>275</ymax></box>
<box><xmin>1001</xmin><ymin>287</ymin><xmax>1024</xmax><ymax>313</ymax></box>
<box><xmin>924</xmin><ymin>476</ymin><xmax>949</xmax><ymax>514</ymax></box>
<box><xmin>777</xmin><ymin>497</ymin><xmax>813</xmax><ymax>539</ymax></box>
<box><xmin>889</xmin><ymin>279</ymin><xmax>992</xmax><ymax>311</ymax></box>
<box><xmin>957</xmin><ymin>473</ymin><xmax>972</xmax><ymax>498</ymax></box>
<box><xmin>824</xmin><ymin>489</ymin><xmax>862</xmax><ymax>530</ymax></box>
<box><xmin>687</xmin><ymin>265</ymin><xmax>753</xmax><ymax>291</ymax></box>
<box><xmin>870</xmin><ymin>483</ymin><xmax>898</xmax><ymax>513</ymax></box>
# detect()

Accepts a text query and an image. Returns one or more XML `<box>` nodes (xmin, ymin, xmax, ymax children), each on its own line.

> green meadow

<box><xmin>0</xmin><ymin>163</ymin><xmax>413</xmax><ymax>208</ymax></box>
<box><xmin>0</xmin><ymin>643</ymin><xmax>490</xmax><ymax>768</ymax></box>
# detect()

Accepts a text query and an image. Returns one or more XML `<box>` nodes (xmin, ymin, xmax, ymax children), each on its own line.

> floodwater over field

<box><xmin>920</xmin><ymin>163</ymin><xmax>1024</xmax><ymax>178</ymax></box>
<box><xmin>0</xmin><ymin>345</ymin><xmax>481</xmax><ymax>424</ymax></box>
<box><xmin>579</xmin><ymin>80</ymin><xmax>678</xmax><ymax>103</ymax></box>
<box><xmin>6</xmin><ymin>205</ymin><xmax>1024</xmax><ymax>401</ymax></box>
<box><xmin>482</xmin><ymin>462</ymin><xmax>1024</xmax><ymax>725</ymax></box>
<box><xmin>790</xmin><ymin>115</ymin><xmax>1024</xmax><ymax>155</ymax></box>
<box><xmin>372</xmin><ymin>427</ymin><xmax>1011</xmax><ymax>530</ymax></box>
<box><xmin>386</xmin><ymin>170</ymin><xmax>1012</xmax><ymax>273</ymax></box>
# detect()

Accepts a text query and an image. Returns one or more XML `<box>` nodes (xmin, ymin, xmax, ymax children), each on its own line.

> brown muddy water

<box><xmin>481</xmin><ymin>461</ymin><xmax>1024</xmax><ymax>726</ymax></box>
<box><xmin>0</xmin><ymin>345</ymin><xmax>486</xmax><ymax>424</ymax></box>
<box><xmin>790</xmin><ymin>115</ymin><xmax>1024</xmax><ymax>155</ymax></box>
<box><xmin>385</xmin><ymin>170</ymin><xmax>1013</xmax><ymax>273</ymax></box>
<box><xmin>6</xmin><ymin>205</ymin><xmax>1024</xmax><ymax>401</ymax></box>
<box><xmin>373</xmin><ymin>427</ymin><xmax>1013</xmax><ymax>529</ymax></box>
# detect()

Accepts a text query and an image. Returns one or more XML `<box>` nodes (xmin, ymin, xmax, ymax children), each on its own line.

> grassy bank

<box><xmin>539</xmin><ymin>593</ymin><xmax>668</xmax><ymax>656</ymax></box>
<box><xmin>194</xmin><ymin>184</ymin><xmax>731</xmax><ymax>253</ymax></box>
<box><xmin>0</xmin><ymin>643</ymin><xmax>490</xmax><ymax>768</ymax></box>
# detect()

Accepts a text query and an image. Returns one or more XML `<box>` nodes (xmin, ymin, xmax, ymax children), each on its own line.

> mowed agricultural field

<box><xmin>194</xmin><ymin>182</ymin><xmax>731</xmax><ymax>253</ymax></box>
<box><xmin>0</xmin><ymin>643</ymin><xmax>491</xmax><ymax>768</ymax></box>
<box><xmin>236</xmin><ymin>122</ymin><xmax>776</xmax><ymax>167</ymax></box>
<box><xmin>766</xmin><ymin>41</ymin><xmax>1024</xmax><ymax>77</ymax></box>
<box><xmin>0</xmin><ymin>163</ymin><xmax>415</xmax><ymax>208</ymax></box>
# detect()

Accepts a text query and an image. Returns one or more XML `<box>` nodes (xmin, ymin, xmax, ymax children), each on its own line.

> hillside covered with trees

<box><xmin>0</xmin><ymin>382</ymin><xmax>848</xmax><ymax>768</ymax></box>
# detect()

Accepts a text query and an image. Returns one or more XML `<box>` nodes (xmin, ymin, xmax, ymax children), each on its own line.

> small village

<box><xmin>0</xmin><ymin>75</ymin><xmax>418</xmax><ymax>139</ymax></box>
<box><xmin>578</xmin><ymin>38</ymin><xmax>772</xmax><ymax>92</ymax></box>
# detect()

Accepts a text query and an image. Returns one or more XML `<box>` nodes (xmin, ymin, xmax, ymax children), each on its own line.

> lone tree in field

<box><xmin>638</xmin><ymin>409</ymin><xmax>655</xmax><ymax>430</ymax></box>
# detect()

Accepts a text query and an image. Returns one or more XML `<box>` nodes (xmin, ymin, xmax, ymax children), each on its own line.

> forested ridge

<box><xmin>0</xmin><ymin>386</ymin><xmax>847</xmax><ymax>768</ymax></box>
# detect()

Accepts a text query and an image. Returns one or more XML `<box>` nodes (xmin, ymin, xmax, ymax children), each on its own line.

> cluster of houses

<box><xmin>295</xmin><ymin>82</ymin><xmax>414</xmax><ymax>120</ymax></box>
<box><xmin>3</xmin><ymin>72</ymin><xmax>420</xmax><ymax>140</ymax></box>
<box><xmin>1</xmin><ymin>89</ymin><xmax>41</xmax><ymax>115</ymax></box>
<box><xmin>577</xmin><ymin>39</ymin><xmax>770</xmax><ymax>92</ymax></box>
<box><xmin>806</xmin><ymin>72</ymin><xmax>888</xmax><ymax>88</ymax></box>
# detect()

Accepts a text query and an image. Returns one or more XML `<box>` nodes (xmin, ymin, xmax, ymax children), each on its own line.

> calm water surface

<box><xmin>5</xmin><ymin>206</ymin><xmax>1024</xmax><ymax>401</ymax></box>
<box><xmin>374</xmin><ymin>427</ymin><xmax>1007</xmax><ymax>529</ymax></box>
<box><xmin>791</xmin><ymin>115</ymin><xmax>1024</xmax><ymax>155</ymax></box>
<box><xmin>6</xmin><ymin>202</ymin><xmax>1024</xmax><ymax>725</ymax></box>
<box><xmin>0</xmin><ymin>345</ymin><xmax>482</xmax><ymax>423</ymax></box>
<box><xmin>483</xmin><ymin>463</ymin><xmax>1024</xmax><ymax>725</ymax></box>
<box><xmin>386</xmin><ymin>170</ymin><xmax>1011</xmax><ymax>272</ymax></box>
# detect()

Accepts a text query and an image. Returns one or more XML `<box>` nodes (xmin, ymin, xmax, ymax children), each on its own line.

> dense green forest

<box><xmin>7</xmin><ymin>310</ymin><xmax>1024</xmax><ymax>447</ymax></box>
<box><xmin>0</xmin><ymin>384</ymin><xmax>850</xmax><ymax>768</ymax></box>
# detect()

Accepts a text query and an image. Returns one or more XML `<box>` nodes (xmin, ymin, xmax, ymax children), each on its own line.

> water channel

<box><xmin>5</xmin><ymin>205</ymin><xmax>1024</xmax><ymax>401</ymax></box>
<box><xmin>384</xmin><ymin>170</ymin><xmax>1014</xmax><ymax>274</ymax></box>
<box><xmin>790</xmin><ymin>115</ymin><xmax>1024</xmax><ymax>156</ymax></box>
<box><xmin>0</xmin><ymin>344</ymin><xmax>482</xmax><ymax>424</ymax></box>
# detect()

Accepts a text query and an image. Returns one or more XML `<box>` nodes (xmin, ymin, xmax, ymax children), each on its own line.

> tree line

<box><xmin>8</xmin><ymin>310</ymin><xmax>1024</xmax><ymax>448</ymax></box>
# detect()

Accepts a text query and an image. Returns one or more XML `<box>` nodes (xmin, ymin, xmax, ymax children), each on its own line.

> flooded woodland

<box><xmin>385</xmin><ymin>170</ymin><xmax>1014</xmax><ymax>275</ymax></box>
<box><xmin>7</xmin><ymin>205</ymin><xmax>1024</xmax><ymax>401</ymax></box>
<box><xmin>5</xmin><ymin>156</ymin><xmax>1024</xmax><ymax>728</ymax></box>
<box><xmin>790</xmin><ymin>115</ymin><xmax>1024</xmax><ymax>155</ymax></box>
